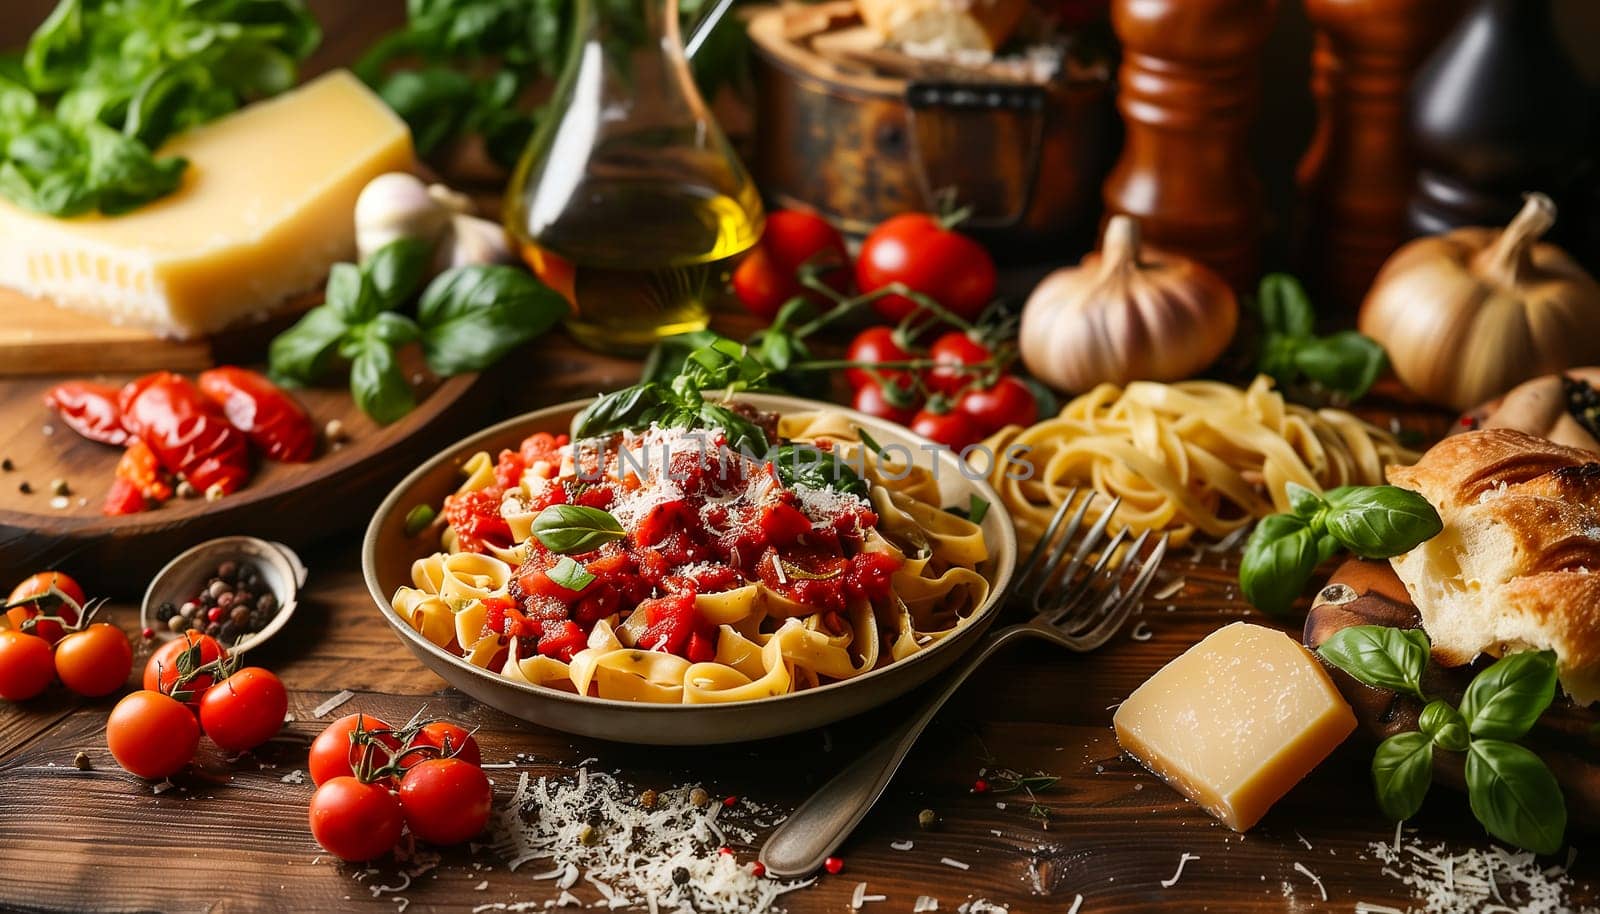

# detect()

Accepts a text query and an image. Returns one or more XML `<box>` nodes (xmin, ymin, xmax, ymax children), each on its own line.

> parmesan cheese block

<box><xmin>1113</xmin><ymin>622</ymin><xmax>1356</xmax><ymax>831</ymax></box>
<box><xmin>0</xmin><ymin>69</ymin><xmax>414</xmax><ymax>339</ymax></box>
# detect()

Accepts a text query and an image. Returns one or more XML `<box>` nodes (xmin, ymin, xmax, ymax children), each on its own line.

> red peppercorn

<box><xmin>973</xmin><ymin>778</ymin><xmax>990</xmax><ymax>793</ymax></box>
<box><xmin>824</xmin><ymin>856</ymin><xmax>844</xmax><ymax>875</ymax></box>
<box><xmin>207</xmin><ymin>606</ymin><xmax>225</xmax><ymax>623</ymax></box>
<box><xmin>140</xmin><ymin>627</ymin><xmax>154</xmax><ymax>639</ymax></box>
<box><xmin>750</xmin><ymin>861</ymin><xmax>767</xmax><ymax>878</ymax></box>
<box><xmin>718</xmin><ymin>846</ymin><xmax>733</xmax><ymax>856</ymax></box>
<box><xmin>1459</xmin><ymin>415</ymin><xmax>1476</xmax><ymax>428</ymax></box>
<box><xmin>723</xmin><ymin>795</ymin><xmax>738</xmax><ymax>808</ymax></box>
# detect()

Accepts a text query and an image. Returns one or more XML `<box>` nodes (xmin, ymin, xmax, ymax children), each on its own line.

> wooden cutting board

<box><xmin>0</xmin><ymin>287</ymin><xmax>322</xmax><ymax>376</ymax></box>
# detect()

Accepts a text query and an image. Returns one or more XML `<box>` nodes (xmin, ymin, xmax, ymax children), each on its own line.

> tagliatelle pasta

<box><xmin>392</xmin><ymin>409</ymin><xmax>992</xmax><ymax>704</ymax></box>
<box><xmin>979</xmin><ymin>375</ymin><xmax>1419</xmax><ymax>549</ymax></box>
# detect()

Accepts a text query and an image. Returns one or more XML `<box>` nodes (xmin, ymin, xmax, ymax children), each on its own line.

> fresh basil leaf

<box><xmin>1238</xmin><ymin>513</ymin><xmax>1322</xmax><ymax>615</ymax></box>
<box><xmin>403</xmin><ymin>504</ymin><xmax>436</xmax><ymax>537</ymax></box>
<box><xmin>968</xmin><ymin>495</ymin><xmax>990</xmax><ymax>524</ymax></box>
<box><xmin>532</xmin><ymin>504</ymin><xmax>626</xmax><ymax>554</ymax></box>
<box><xmin>673</xmin><ymin>337</ymin><xmax>767</xmax><ymax>398</ymax></box>
<box><xmin>325</xmin><ymin>262</ymin><xmax>378</xmax><ymax>324</ymax></box>
<box><xmin>1285</xmin><ymin>482</ymin><xmax>1325</xmax><ymax>519</ymax></box>
<box><xmin>1465</xmin><ymin>739</ymin><xmax>1566</xmax><ymax>855</ymax></box>
<box><xmin>640</xmin><ymin>330</ymin><xmax>727</xmax><ymax>386</ymax></box>
<box><xmin>1418</xmin><ymin>700</ymin><xmax>1469</xmax><ymax>752</ymax></box>
<box><xmin>572</xmin><ymin>384</ymin><xmax>666</xmax><ymax>440</ymax></box>
<box><xmin>1316</xmin><ymin>624</ymin><xmax>1430</xmax><ymax>699</ymax></box>
<box><xmin>699</xmin><ymin>402</ymin><xmax>770</xmax><ymax>455</ymax></box>
<box><xmin>365</xmin><ymin>237</ymin><xmax>434</xmax><ymax>306</ymax></box>
<box><xmin>346</xmin><ymin>326</ymin><xmax>415</xmax><ymax>424</ymax></box>
<box><xmin>1258</xmin><ymin>273</ymin><xmax>1315</xmax><ymax>338</ymax></box>
<box><xmin>548</xmin><ymin>555</ymin><xmax>595</xmax><ymax>592</ymax></box>
<box><xmin>373</xmin><ymin>67</ymin><xmax>478</xmax><ymax>155</ymax></box>
<box><xmin>268</xmin><ymin>306</ymin><xmax>351</xmax><ymax>386</ymax></box>
<box><xmin>770</xmin><ymin>444</ymin><xmax>867</xmax><ymax>497</ymax></box>
<box><xmin>1293</xmin><ymin>330</ymin><xmax>1388</xmax><ymax>402</ymax></box>
<box><xmin>417</xmin><ymin>265</ymin><xmax>567</xmax><ymax>375</ymax></box>
<box><xmin>1373</xmin><ymin>731</ymin><xmax>1434</xmax><ymax>822</ymax></box>
<box><xmin>367</xmin><ymin>312</ymin><xmax>422</xmax><ymax>347</ymax></box>
<box><xmin>1322</xmin><ymin>486</ymin><xmax>1443</xmax><ymax>558</ymax></box>
<box><xmin>1460</xmin><ymin>650</ymin><xmax>1559</xmax><ymax>741</ymax></box>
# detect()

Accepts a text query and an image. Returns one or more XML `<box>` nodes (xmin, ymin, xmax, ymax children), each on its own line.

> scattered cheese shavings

<box><xmin>279</xmin><ymin>769</ymin><xmax>306</xmax><ymax>784</ymax></box>
<box><xmin>889</xmin><ymin>840</ymin><xmax>914</xmax><ymax>851</ymax></box>
<box><xmin>913</xmin><ymin>897</ymin><xmax>939</xmax><ymax>913</ymax></box>
<box><xmin>1152</xmin><ymin>577</ymin><xmax>1186</xmax><ymax>600</ymax></box>
<box><xmin>152</xmin><ymin>780</ymin><xmax>175</xmax><ymax>795</ymax></box>
<box><xmin>940</xmin><ymin>858</ymin><xmax>970</xmax><ymax>871</ymax></box>
<box><xmin>1130</xmin><ymin>622</ymin><xmax>1153</xmax><ymax>641</ymax></box>
<box><xmin>1065</xmin><ymin>895</ymin><xmax>1082</xmax><ymax>914</ymax></box>
<box><xmin>957</xmin><ymin>901</ymin><xmax>1008</xmax><ymax>913</ymax></box>
<box><xmin>474</xmin><ymin>881</ymin><xmax>488</xmax><ymax>891</ymax></box>
<box><xmin>1160</xmin><ymin>853</ymin><xmax>1199</xmax><ymax>888</ymax></box>
<box><xmin>1293</xmin><ymin>862</ymin><xmax>1327</xmax><ymax>901</ymax></box>
<box><xmin>1355</xmin><ymin>905</ymin><xmax>1407</xmax><ymax>914</ymax></box>
<box><xmin>481</xmin><ymin>761</ymin><xmax>518</xmax><ymax>769</ymax></box>
<box><xmin>1369</xmin><ymin>835</ymin><xmax>1600</xmax><ymax>914</ymax></box>
<box><xmin>1295</xmin><ymin>831</ymin><xmax>1313</xmax><ymax>851</ymax></box>
<box><xmin>851</xmin><ymin>883</ymin><xmax>866</xmax><ymax>909</ymax></box>
<box><xmin>313</xmin><ymin>690</ymin><xmax>355</xmax><ymax>718</ymax></box>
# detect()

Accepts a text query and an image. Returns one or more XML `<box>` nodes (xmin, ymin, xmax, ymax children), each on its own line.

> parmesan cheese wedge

<box><xmin>1113</xmin><ymin>622</ymin><xmax>1357</xmax><ymax>831</ymax></box>
<box><xmin>0</xmin><ymin>69</ymin><xmax>414</xmax><ymax>339</ymax></box>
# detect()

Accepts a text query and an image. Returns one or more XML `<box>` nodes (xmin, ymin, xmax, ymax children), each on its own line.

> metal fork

<box><xmin>759</xmin><ymin>490</ymin><xmax>1170</xmax><ymax>876</ymax></box>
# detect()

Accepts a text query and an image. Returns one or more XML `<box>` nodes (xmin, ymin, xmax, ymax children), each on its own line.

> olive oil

<box><xmin>513</xmin><ymin>178</ymin><xmax>762</xmax><ymax>354</ymax></box>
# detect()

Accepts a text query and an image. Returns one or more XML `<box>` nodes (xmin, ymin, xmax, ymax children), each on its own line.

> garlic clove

<box><xmin>354</xmin><ymin>172</ymin><xmax>453</xmax><ymax>262</ymax></box>
<box><xmin>426</xmin><ymin>182</ymin><xmax>476</xmax><ymax>217</ymax></box>
<box><xmin>437</xmin><ymin>213</ymin><xmax>515</xmax><ymax>271</ymax></box>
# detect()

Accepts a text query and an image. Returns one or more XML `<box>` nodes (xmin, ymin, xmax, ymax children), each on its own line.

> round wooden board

<box><xmin>0</xmin><ymin>357</ymin><xmax>486</xmax><ymax>598</ymax></box>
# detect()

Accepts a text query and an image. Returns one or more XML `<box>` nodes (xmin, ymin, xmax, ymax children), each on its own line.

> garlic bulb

<box><xmin>1020</xmin><ymin>216</ymin><xmax>1238</xmax><ymax>392</ymax></box>
<box><xmin>1358</xmin><ymin>193</ymin><xmax>1600</xmax><ymax>412</ymax></box>
<box><xmin>354</xmin><ymin>172</ymin><xmax>513</xmax><ymax>271</ymax></box>
<box><xmin>442</xmin><ymin>213</ymin><xmax>515</xmax><ymax>270</ymax></box>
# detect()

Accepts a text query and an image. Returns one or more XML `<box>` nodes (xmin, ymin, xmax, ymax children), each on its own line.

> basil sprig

<box><xmin>270</xmin><ymin>240</ymin><xmax>565</xmax><ymax>423</ymax></box>
<box><xmin>1318</xmin><ymin>625</ymin><xmax>1566</xmax><ymax>854</ymax></box>
<box><xmin>573</xmin><ymin>338</ymin><xmax>775</xmax><ymax>454</ymax></box>
<box><xmin>1238</xmin><ymin>483</ymin><xmax>1441</xmax><ymax>615</ymax></box>
<box><xmin>769</xmin><ymin>444</ymin><xmax>867</xmax><ymax>498</ymax></box>
<box><xmin>1254</xmin><ymin>273</ymin><xmax>1388</xmax><ymax>404</ymax></box>
<box><xmin>531</xmin><ymin>504</ymin><xmax>626</xmax><ymax>554</ymax></box>
<box><xmin>547</xmin><ymin>555</ymin><xmax>595</xmax><ymax>592</ymax></box>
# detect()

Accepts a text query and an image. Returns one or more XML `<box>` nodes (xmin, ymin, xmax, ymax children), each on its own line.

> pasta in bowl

<box><xmin>362</xmin><ymin>393</ymin><xmax>1015</xmax><ymax>744</ymax></box>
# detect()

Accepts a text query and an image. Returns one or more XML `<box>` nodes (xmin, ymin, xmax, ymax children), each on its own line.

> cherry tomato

<box><xmin>856</xmin><ymin>213</ymin><xmax>997</xmax><ymax>323</ymax></box>
<box><xmin>398</xmin><ymin>758</ymin><xmax>493</xmax><ymax>846</ymax></box>
<box><xmin>119</xmin><ymin>372</ymin><xmax>252</xmax><ymax>495</ymax></box>
<box><xmin>0</xmin><ymin>630</ymin><xmax>54</xmax><ymax>701</ymax></box>
<box><xmin>44</xmin><ymin>381</ymin><xmax>128</xmax><ymax>445</ymax></box>
<box><xmin>401</xmin><ymin>721</ymin><xmax>482</xmax><ymax>769</ymax></box>
<box><xmin>199</xmin><ymin>667</ymin><xmax>288</xmax><ymax>753</ymax></box>
<box><xmin>54</xmin><ymin>623</ymin><xmax>132</xmax><ymax>698</ymax></box>
<box><xmin>308</xmin><ymin>776</ymin><xmax>405</xmax><ymax>862</ymax></box>
<box><xmin>957</xmin><ymin>376</ymin><xmax>1039</xmax><ymax>434</ymax></box>
<box><xmin>852</xmin><ymin>381</ymin><xmax>921</xmax><ymax>425</ymax></box>
<box><xmin>198</xmin><ymin>367</ymin><xmax>316</xmax><ymax>462</ymax></box>
<box><xmin>845</xmin><ymin>326</ymin><xmax>918</xmax><ymax>391</ymax></box>
<box><xmin>926</xmin><ymin>331</ymin><xmax>992</xmax><ymax>394</ymax></box>
<box><xmin>106</xmin><ymin>690</ymin><xmax>199</xmax><ymax>779</ymax></box>
<box><xmin>6</xmin><ymin>572</ymin><xmax>86</xmax><ymax>645</ymax></box>
<box><xmin>143</xmin><ymin>632</ymin><xmax>227</xmax><ymax>707</ymax></box>
<box><xmin>310</xmin><ymin>713</ymin><xmax>401</xmax><ymax>786</ymax></box>
<box><xmin>731</xmin><ymin>210</ymin><xmax>849</xmax><ymax>320</ymax></box>
<box><xmin>910</xmin><ymin>408</ymin><xmax>983</xmax><ymax>450</ymax></box>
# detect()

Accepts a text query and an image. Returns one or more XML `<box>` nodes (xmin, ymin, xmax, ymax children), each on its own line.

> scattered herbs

<box><xmin>268</xmin><ymin>239</ymin><xmax>565</xmax><ymax>423</ymax></box>
<box><xmin>531</xmin><ymin>504</ymin><xmax>626</xmax><ymax>554</ymax></box>
<box><xmin>769</xmin><ymin>444</ymin><xmax>867</xmax><ymax>497</ymax></box>
<box><xmin>547</xmin><ymin>555</ymin><xmax>595</xmax><ymax>591</ymax></box>
<box><xmin>1317</xmin><ymin>625</ymin><xmax>1566</xmax><ymax>854</ymax></box>
<box><xmin>573</xmin><ymin>338</ymin><xmax>774</xmax><ymax>454</ymax></box>
<box><xmin>946</xmin><ymin>494</ymin><xmax>990</xmax><ymax>524</ymax></box>
<box><xmin>1253</xmin><ymin>273</ymin><xmax>1388</xmax><ymax>404</ymax></box>
<box><xmin>403</xmin><ymin>503</ymin><xmax>437</xmax><ymax>537</ymax></box>
<box><xmin>0</xmin><ymin>0</ymin><xmax>321</xmax><ymax>216</ymax></box>
<box><xmin>1239</xmin><ymin>482</ymin><xmax>1441</xmax><ymax>615</ymax></box>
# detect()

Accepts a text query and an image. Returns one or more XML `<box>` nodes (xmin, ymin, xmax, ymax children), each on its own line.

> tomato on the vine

<box><xmin>927</xmin><ymin>331</ymin><xmax>992</xmax><ymax>394</ymax></box>
<box><xmin>199</xmin><ymin>667</ymin><xmax>288</xmax><ymax>753</ymax></box>
<box><xmin>731</xmin><ymin>210</ymin><xmax>850</xmax><ymax>320</ymax></box>
<box><xmin>844</xmin><ymin>326</ymin><xmax>918</xmax><ymax>391</ymax></box>
<box><xmin>398</xmin><ymin>758</ymin><xmax>493</xmax><ymax>846</ymax></box>
<box><xmin>400</xmin><ymin>721</ymin><xmax>482</xmax><ymax>769</ymax></box>
<box><xmin>910</xmin><ymin>408</ymin><xmax>983</xmax><ymax>450</ymax></box>
<box><xmin>54</xmin><ymin>623</ymin><xmax>132</xmax><ymax>698</ymax></box>
<box><xmin>5</xmin><ymin>571</ymin><xmax>85</xmax><ymax>645</ymax></box>
<box><xmin>309</xmin><ymin>713</ymin><xmax>401</xmax><ymax>786</ymax></box>
<box><xmin>143</xmin><ymin>632</ymin><xmax>227</xmax><ymax>707</ymax></box>
<box><xmin>957</xmin><ymin>376</ymin><xmax>1039</xmax><ymax>434</ymax></box>
<box><xmin>852</xmin><ymin>381</ymin><xmax>921</xmax><ymax>425</ymax></box>
<box><xmin>0</xmin><ymin>630</ymin><xmax>54</xmax><ymax>701</ymax></box>
<box><xmin>309</xmin><ymin>776</ymin><xmax>405</xmax><ymax>862</ymax></box>
<box><xmin>106</xmin><ymin>690</ymin><xmax>199</xmax><ymax>779</ymax></box>
<box><xmin>857</xmin><ymin>213</ymin><xmax>996</xmax><ymax>323</ymax></box>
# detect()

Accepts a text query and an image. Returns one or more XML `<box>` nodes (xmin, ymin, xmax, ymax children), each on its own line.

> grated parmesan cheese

<box><xmin>1368</xmin><ymin>835</ymin><xmax>1599</xmax><ymax>914</ymax></box>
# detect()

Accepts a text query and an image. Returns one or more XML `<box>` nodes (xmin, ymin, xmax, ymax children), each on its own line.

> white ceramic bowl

<box><xmin>362</xmin><ymin>393</ymin><xmax>1016</xmax><ymax>745</ymax></box>
<box><xmin>140</xmin><ymin>537</ymin><xmax>307</xmax><ymax>654</ymax></box>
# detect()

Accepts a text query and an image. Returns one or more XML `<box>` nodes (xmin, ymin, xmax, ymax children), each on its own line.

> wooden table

<box><xmin>3</xmin><ymin>321</ymin><xmax>1597</xmax><ymax>914</ymax></box>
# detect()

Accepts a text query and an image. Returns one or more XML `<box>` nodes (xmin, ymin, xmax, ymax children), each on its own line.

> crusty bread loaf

<box><xmin>1387</xmin><ymin>428</ymin><xmax>1600</xmax><ymax>703</ymax></box>
<box><xmin>855</xmin><ymin>0</ymin><xmax>1028</xmax><ymax>53</ymax></box>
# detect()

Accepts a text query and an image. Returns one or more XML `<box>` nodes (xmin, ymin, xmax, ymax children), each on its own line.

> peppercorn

<box><xmin>140</xmin><ymin>627</ymin><xmax>154</xmax><ymax>640</ymax></box>
<box><xmin>917</xmin><ymin>808</ymin><xmax>940</xmax><ymax>830</ymax></box>
<box><xmin>1</xmin><ymin>458</ymin><xmax>12</xmax><ymax>471</ymax></box>
<box><xmin>207</xmin><ymin>580</ymin><xmax>228</xmax><ymax>599</ymax></box>
<box><xmin>49</xmin><ymin>478</ymin><xmax>69</xmax><ymax>496</ymax></box>
<box><xmin>155</xmin><ymin>601</ymin><xmax>177</xmax><ymax>622</ymax></box>
<box><xmin>167</xmin><ymin>615</ymin><xmax>188</xmax><ymax>634</ymax></box>
<box><xmin>972</xmin><ymin>778</ymin><xmax>990</xmax><ymax>794</ymax></box>
<box><xmin>219</xmin><ymin>621</ymin><xmax>241</xmax><ymax>643</ymax></box>
<box><xmin>176</xmin><ymin>480</ymin><xmax>198</xmax><ymax>499</ymax></box>
<box><xmin>17</xmin><ymin>481</ymin><xmax>30</xmax><ymax>494</ymax></box>
<box><xmin>207</xmin><ymin>606</ymin><xmax>225</xmax><ymax>624</ymax></box>
<box><xmin>722</xmin><ymin>795</ymin><xmax>738</xmax><ymax>808</ymax></box>
<box><xmin>671</xmin><ymin>867</ymin><xmax>690</xmax><ymax>886</ymax></box>
<box><xmin>204</xmin><ymin>622</ymin><xmax>222</xmax><ymax>637</ymax></box>
<box><xmin>73</xmin><ymin>751</ymin><xmax>91</xmax><ymax>771</ymax></box>
<box><xmin>218</xmin><ymin>592</ymin><xmax>237</xmax><ymax>610</ymax></box>
<box><xmin>639</xmin><ymin>789</ymin><xmax>658</xmax><ymax>809</ymax></box>
<box><xmin>824</xmin><ymin>856</ymin><xmax>844</xmax><ymax>875</ymax></box>
<box><xmin>229</xmin><ymin>606</ymin><xmax>251</xmax><ymax>626</ymax></box>
<box><xmin>217</xmin><ymin>560</ymin><xmax>238</xmax><ymax>583</ymax></box>
<box><xmin>256</xmin><ymin>593</ymin><xmax>277</xmax><ymax>613</ymax></box>
<box><xmin>578</xmin><ymin>824</ymin><xmax>598</xmax><ymax>846</ymax></box>
<box><xmin>688</xmin><ymin>787</ymin><xmax>709</xmax><ymax>807</ymax></box>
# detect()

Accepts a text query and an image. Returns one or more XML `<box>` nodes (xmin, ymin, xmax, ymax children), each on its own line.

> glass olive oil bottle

<box><xmin>505</xmin><ymin>0</ymin><xmax>764</xmax><ymax>355</ymax></box>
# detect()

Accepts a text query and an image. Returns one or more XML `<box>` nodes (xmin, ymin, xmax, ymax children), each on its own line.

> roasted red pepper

<box><xmin>44</xmin><ymin>381</ymin><xmax>128</xmax><ymax>446</ymax></box>
<box><xmin>102</xmin><ymin>477</ymin><xmax>147</xmax><ymax>515</ymax></box>
<box><xmin>197</xmin><ymin>366</ymin><xmax>316</xmax><ymax>462</ymax></box>
<box><xmin>114</xmin><ymin>439</ymin><xmax>173</xmax><ymax>504</ymax></box>
<box><xmin>119</xmin><ymin>372</ymin><xmax>252</xmax><ymax>495</ymax></box>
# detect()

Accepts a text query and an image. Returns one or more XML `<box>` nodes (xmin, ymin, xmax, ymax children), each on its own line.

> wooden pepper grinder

<box><xmin>1408</xmin><ymin>0</ymin><xmax>1594</xmax><ymax>238</ymax></box>
<box><xmin>1101</xmin><ymin>0</ymin><xmax>1277</xmax><ymax>291</ymax></box>
<box><xmin>1294</xmin><ymin>0</ymin><xmax>1462</xmax><ymax>313</ymax></box>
